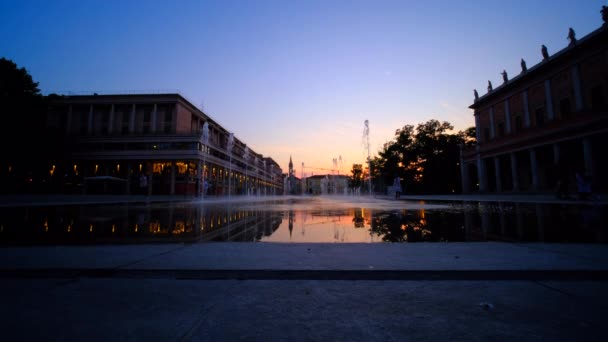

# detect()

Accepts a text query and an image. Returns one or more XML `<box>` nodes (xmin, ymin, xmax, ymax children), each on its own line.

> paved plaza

<box><xmin>0</xmin><ymin>194</ymin><xmax>607</xmax><ymax>341</ymax></box>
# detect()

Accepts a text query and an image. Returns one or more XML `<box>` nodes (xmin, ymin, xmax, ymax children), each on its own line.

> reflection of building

<box><xmin>39</xmin><ymin>93</ymin><xmax>283</xmax><ymax>195</ymax></box>
<box><xmin>461</xmin><ymin>11</ymin><xmax>608</xmax><ymax>194</ymax></box>
<box><xmin>0</xmin><ymin>203</ymin><xmax>283</xmax><ymax>243</ymax></box>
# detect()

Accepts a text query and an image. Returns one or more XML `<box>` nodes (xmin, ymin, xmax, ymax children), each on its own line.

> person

<box><xmin>575</xmin><ymin>167</ymin><xmax>592</xmax><ymax>201</ymax></box>
<box><xmin>554</xmin><ymin>158</ymin><xmax>571</xmax><ymax>200</ymax></box>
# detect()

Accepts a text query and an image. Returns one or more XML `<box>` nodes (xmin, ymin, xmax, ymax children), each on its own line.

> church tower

<box><xmin>288</xmin><ymin>156</ymin><xmax>297</xmax><ymax>194</ymax></box>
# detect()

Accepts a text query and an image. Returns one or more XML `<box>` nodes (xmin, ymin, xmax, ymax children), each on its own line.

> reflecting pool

<box><xmin>0</xmin><ymin>196</ymin><xmax>606</xmax><ymax>245</ymax></box>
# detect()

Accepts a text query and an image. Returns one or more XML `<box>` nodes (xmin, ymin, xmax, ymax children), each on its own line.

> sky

<box><xmin>1</xmin><ymin>0</ymin><xmax>606</xmax><ymax>175</ymax></box>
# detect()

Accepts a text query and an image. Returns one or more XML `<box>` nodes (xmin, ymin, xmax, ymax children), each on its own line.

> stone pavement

<box><xmin>0</xmin><ymin>194</ymin><xmax>607</xmax><ymax>341</ymax></box>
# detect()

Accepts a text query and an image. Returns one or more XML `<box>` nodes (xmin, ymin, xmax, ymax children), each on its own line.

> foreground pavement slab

<box><xmin>1</xmin><ymin>278</ymin><xmax>607</xmax><ymax>341</ymax></box>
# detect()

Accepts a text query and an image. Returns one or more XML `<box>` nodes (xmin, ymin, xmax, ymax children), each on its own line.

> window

<box><xmin>514</xmin><ymin>115</ymin><xmax>523</xmax><ymax>131</ymax></box>
<box><xmin>560</xmin><ymin>98</ymin><xmax>571</xmax><ymax>118</ymax></box>
<box><xmin>143</xmin><ymin>110</ymin><xmax>151</xmax><ymax>134</ymax></box>
<box><xmin>121</xmin><ymin>111</ymin><xmax>130</xmax><ymax>134</ymax></box>
<box><xmin>164</xmin><ymin>112</ymin><xmax>173</xmax><ymax>133</ymax></box>
<box><xmin>497</xmin><ymin>122</ymin><xmax>504</xmax><ymax>137</ymax></box>
<box><xmin>591</xmin><ymin>85</ymin><xmax>605</xmax><ymax>110</ymax></box>
<box><xmin>535</xmin><ymin>107</ymin><xmax>545</xmax><ymax>127</ymax></box>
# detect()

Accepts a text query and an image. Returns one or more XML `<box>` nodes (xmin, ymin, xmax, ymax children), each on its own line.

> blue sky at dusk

<box><xmin>1</xmin><ymin>0</ymin><xmax>606</xmax><ymax>174</ymax></box>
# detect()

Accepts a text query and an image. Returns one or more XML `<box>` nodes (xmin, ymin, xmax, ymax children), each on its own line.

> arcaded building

<box><xmin>42</xmin><ymin>93</ymin><xmax>283</xmax><ymax>196</ymax></box>
<box><xmin>461</xmin><ymin>10</ymin><xmax>608</xmax><ymax>194</ymax></box>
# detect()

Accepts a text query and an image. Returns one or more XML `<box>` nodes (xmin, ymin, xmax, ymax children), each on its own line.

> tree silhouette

<box><xmin>372</xmin><ymin>119</ymin><xmax>475</xmax><ymax>194</ymax></box>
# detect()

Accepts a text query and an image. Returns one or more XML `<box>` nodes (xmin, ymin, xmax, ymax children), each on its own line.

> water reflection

<box><xmin>0</xmin><ymin>199</ymin><xmax>606</xmax><ymax>244</ymax></box>
<box><xmin>0</xmin><ymin>203</ymin><xmax>283</xmax><ymax>245</ymax></box>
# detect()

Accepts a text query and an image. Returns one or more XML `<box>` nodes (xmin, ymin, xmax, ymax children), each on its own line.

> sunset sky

<box><xmin>1</xmin><ymin>0</ymin><xmax>605</xmax><ymax>175</ymax></box>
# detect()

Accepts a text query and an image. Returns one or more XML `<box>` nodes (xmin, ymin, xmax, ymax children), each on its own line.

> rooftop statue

<box><xmin>567</xmin><ymin>27</ymin><xmax>576</xmax><ymax>46</ymax></box>
<box><xmin>487</xmin><ymin>80</ymin><xmax>493</xmax><ymax>93</ymax></box>
<box><xmin>520</xmin><ymin>58</ymin><xmax>527</xmax><ymax>73</ymax></box>
<box><xmin>501</xmin><ymin>70</ymin><xmax>508</xmax><ymax>84</ymax></box>
<box><xmin>474</xmin><ymin>89</ymin><xmax>479</xmax><ymax>102</ymax></box>
<box><xmin>541</xmin><ymin>45</ymin><xmax>549</xmax><ymax>60</ymax></box>
<box><xmin>602</xmin><ymin>6</ymin><xmax>608</xmax><ymax>24</ymax></box>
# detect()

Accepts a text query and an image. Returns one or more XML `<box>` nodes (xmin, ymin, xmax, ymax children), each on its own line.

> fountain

<box><xmin>243</xmin><ymin>146</ymin><xmax>249</xmax><ymax>196</ymax></box>
<box><xmin>201</xmin><ymin>122</ymin><xmax>209</xmax><ymax>197</ymax></box>
<box><xmin>227</xmin><ymin>132</ymin><xmax>234</xmax><ymax>198</ymax></box>
<box><xmin>363</xmin><ymin>120</ymin><xmax>372</xmax><ymax>196</ymax></box>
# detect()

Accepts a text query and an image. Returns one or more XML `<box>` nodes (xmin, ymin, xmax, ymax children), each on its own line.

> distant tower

<box><xmin>288</xmin><ymin>156</ymin><xmax>296</xmax><ymax>194</ymax></box>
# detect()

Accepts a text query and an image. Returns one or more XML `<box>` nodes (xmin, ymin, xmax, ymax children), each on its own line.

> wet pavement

<box><xmin>0</xmin><ymin>194</ymin><xmax>607</xmax><ymax>341</ymax></box>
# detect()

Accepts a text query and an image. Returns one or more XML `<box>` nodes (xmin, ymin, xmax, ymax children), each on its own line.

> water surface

<box><xmin>0</xmin><ymin>196</ymin><xmax>605</xmax><ymax>245</ymax></box>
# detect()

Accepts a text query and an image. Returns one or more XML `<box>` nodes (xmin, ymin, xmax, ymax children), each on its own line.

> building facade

<box><xmin>461</xmin><ymin>12</ymin><xmax>608</xmax><ymax>195</ymax></box>
<box><xmin>37</xmin><ymin>93</ymin><xmax>283</xmax><ymax>196</ymax></box>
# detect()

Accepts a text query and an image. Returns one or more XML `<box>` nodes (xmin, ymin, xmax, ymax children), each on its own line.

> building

<box><xmin>284</xmin><ymin>156</ymin><xmax>302</xmax><ymax>194</ymax></box>
<box><xmin>461</xmin><ymin>9</ymin><xmax>608</xmax><ymax>195</ymax></box>
<box><xmin>305</xmin><ymin>174</ymin><xmax>349</xmax><ymax>195</ymax></box>
<box><xmin>35</xmin><ymin>93</ymin><xmax>283</xmax><ymax>195</ymax></box>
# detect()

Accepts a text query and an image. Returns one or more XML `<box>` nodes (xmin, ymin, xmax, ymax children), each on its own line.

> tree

<box><xmin>0</xmin><ymin>57</ymin><xmax>40</xmax><ymax>98</ymax></box>
<box><xmin>349</xmin><ymin>164</ymin><xmax>364</xmax><ymax>189</ymax></box>
<box><xmin>0</xmin><ymin>57</ymin><xmax>53</xmax><ymax>193</ymax></box>
<box><xmin>372</xmin><ymin>119</ymin><xmax>475</xmax><ymax>194</ymax></box>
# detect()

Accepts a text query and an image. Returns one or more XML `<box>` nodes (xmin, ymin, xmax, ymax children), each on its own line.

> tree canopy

<box><xmin>0</xmin><ymin>57</ymin><xmax>40</xmax><ymax>99</ymax></box>
<box><xmin>369</xmin><ymin>119</ymin><xmax>475</xmax><ymax>194</ymax></box>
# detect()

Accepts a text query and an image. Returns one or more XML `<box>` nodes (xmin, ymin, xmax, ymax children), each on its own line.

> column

<box><xmin>108</xmin><ymin>104</ymin><xmax>115</xmax><ymax>134</ymax></box>
<box><xmin>125</xmin><ymin>162</ymin><xmax>131</xmax><ymax>195</ymax></box>
<box><xmin>170</xmin><ymin>162</ymin><xmax>176</xmax><ymax>195</ymax></box>
<box><xmin>197</xmin><ymin>159</ymin><xmax>203</xmax><ymax>197</ymax></box>
<box><xmin>489</xmin><ymin>107</ymin><xmax>496</xmax><ymax>139</ymax></box>
<box><xmin>66</xmin><ymin>105</ymin><xmax>73</xmax><ymax>134</ymax></box>
<box><xmin>571</xmin><ymin>64</ymin><xmax>583</xmax><ymax>112</ymax></box>
<box><xmin>474</xmin><ymin>113</ymin><xmax>481</xmax><ymax>141</ymax></box>
<box><xmin>476</xmin><ymin>147</ymin><xmax>487</xmax><ymax>192</ymax></box>
<box><xmin>544</xmin><ymin>80</ymin><xmax>555</xmax><ymax>121</ymax></box>
<box><xmin>522</xmin><ymin>90</ymin><xmax>531</xmax><ymax>128</ymax></box>
<box><xmin>530</xmin><ymin>148</ymin><xmax>539</xmax><ymax>191</ymax></box>
<box><xmin>87</xmin><ymin>104</ymin><xmax>94</xmax><ymax>134</ymax></box>
<box><xmin>151</xmin><ymin>104</ymin><xmax>157</xmax><ymax>133</ymax></box>
<box><xmin>510</xmin><ymin>152</ymin><xmax>520</xmax><ymax>191</ymax></box>
<box><xmin>504</xmin><ymin>99</ymin><xmax>512</xmax><ymax>134</ymax></box>
<box><xmin>129</xmin><ymin>104</ymin><xmax>136</xmax><ymax>134</ymax></box>
<box><xmin>494</xmin><ymin>156</ymin><xmax>502</xmax><ymax>192</ymax></box>
<box><xmin>459</xmin><ymin>144</ymin><xmax>469</xmax><ymax>193</ymax></box>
